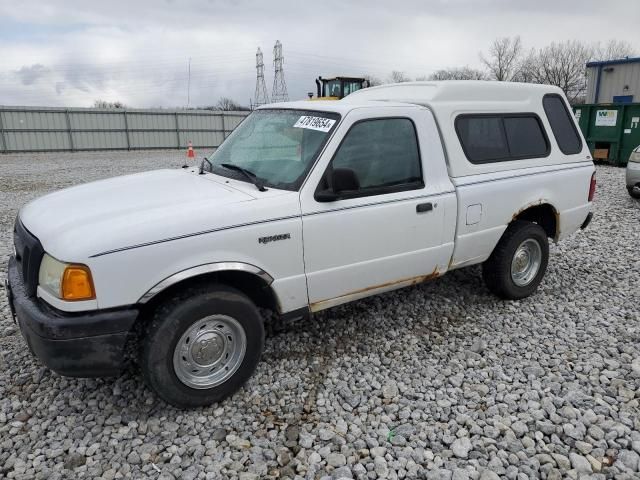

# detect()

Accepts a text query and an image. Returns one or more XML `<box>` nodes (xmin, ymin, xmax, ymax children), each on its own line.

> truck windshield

<box><xmin>210</xmin><ymin>109</ymin><xmax>340</xmax><ymax>191</ymax></box>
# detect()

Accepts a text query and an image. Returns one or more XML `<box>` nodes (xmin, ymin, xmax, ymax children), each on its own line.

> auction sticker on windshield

<box><xmin>293</xmin><ymin>116</ymin><xmax>336</xmax><ymax>132</ymax></box>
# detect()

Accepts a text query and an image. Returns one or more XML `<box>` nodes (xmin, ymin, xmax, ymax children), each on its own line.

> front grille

<box><xmin>13</xmin><ymin>217</ymin><xmax>44</xmax><ymax>297</ymax></box>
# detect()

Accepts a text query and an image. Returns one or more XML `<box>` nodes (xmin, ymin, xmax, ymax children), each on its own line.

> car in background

<box><xmin>627</xmin><ymin>145</ymin><xmax>640</xmax><ymax>199</ymax></box>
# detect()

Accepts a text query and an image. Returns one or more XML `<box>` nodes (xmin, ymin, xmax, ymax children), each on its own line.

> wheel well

<box><xmin>513</xmin><ymin>203</ymin><xmax>558</xmax><ymax>239</ymax></box>
<box><xmin>140</xmin><ymin>270</ymin><xmax>280</xmax><ymax>315</ymax></box>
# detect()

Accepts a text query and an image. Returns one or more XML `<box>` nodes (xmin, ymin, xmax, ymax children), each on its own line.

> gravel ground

<box><xmin>0</xmin><ymin>151</ymin><xmax>639</xmax><ymax>480</ymax></box>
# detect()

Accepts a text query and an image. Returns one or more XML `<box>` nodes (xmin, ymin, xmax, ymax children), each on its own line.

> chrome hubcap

<box><xmin>510</xmin><ymin>238</ymin><xmax>542</xmax><ymax>287</ymax></box>
<box><xmin>191</xmin><ymin>332</ymin><xmax>225</xmax><ymax>365</ymax></box>
<box><xmin>173</xmin><ymin>315</ymin><xmax>246</xmax><ymax>389</ymax></box>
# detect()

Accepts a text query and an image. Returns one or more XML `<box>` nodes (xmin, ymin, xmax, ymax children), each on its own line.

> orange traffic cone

<box><xmin>183</xmin><ymin>141</ymin><xmax>196</xmax><ymax>168</ymax></box>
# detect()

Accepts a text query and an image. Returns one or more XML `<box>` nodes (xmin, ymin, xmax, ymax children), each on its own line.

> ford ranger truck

<box><xmin>6</xmin><ymin>81</ymin><xmax>595</xmax><ymax>408</ymax></box>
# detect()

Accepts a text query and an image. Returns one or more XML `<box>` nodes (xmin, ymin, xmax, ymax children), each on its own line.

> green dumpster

<box><xmin>572</xmin><ymin>103</ymin><xmax>640</xmax><ymax>166</ymax></box>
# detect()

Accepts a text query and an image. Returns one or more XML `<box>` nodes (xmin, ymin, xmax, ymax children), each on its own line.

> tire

<box><xmin>628</xmin><ymin>186</ymin><xmax>640</xmax><ymax>199</ymax></box>
<box><xmin>482</xmin><ymin>220</ymin><xmax>549</xmax><ymax>300</ymax></box>
<box><xmin>140</xmin><ymin>284</ymin><xmax>264</xmax><ymax>408</ymax></box>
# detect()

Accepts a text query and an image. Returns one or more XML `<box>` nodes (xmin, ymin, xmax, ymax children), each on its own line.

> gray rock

<box><xmin>212</xmin><ymin>428</ymin><xmax>227</xmax><ymax>441</ymax></box>
<box><xmin>569</xmin><ymin>453</ymin><xmax>592</xmax><ymax>473</ymax></box>
<box><xmin>226</xmin><ymin>435</ymin><xmax>250</xmax><ymax>449</ymax></box>
<box><xmin>470</xmin><ymin>338</ymin><xmax>486</xmax><ymax>354</ymax></box>
<box><xmin>239</xmin><ymin>473</ymin><xmax>259</xmax><ymax>480</ymax></box>
<box><xmin>126</xmin><ymin>451</ymin><xmax>141</xmax><ymax>465</ymax></box>
<box><xmin>452</xmin><ymin>469</ymin><xmax>470</xmax><ymax>480</ymax></box>
<box><xmin>479</xmin><ymin>471</ymin><xmax>500</xmax><ymax>480</ymax></box>
<box><xmin>617</xmin><ymin>450</ymin><xmax>640</xmax><ymax>471</ymax></box>
<box><xmin>276</xmin><ymin>448</ymin><xmax>291</xmax><ymax>466</ymax></box>
<box><xmin>575</xmin><ymin>441</ymin><xmax>593</xmax><ymax>455</ymax></box>
<box><xmin>327</xmin><ymin>453</ymin><xmax>346</xmax><ymax>467</ymax></box>
<box><xmin>374</xmin><ymin>456</ymin><xmax>388</xmax><ymax>478</ymax></box>
<box><xmin>63</xmin><ymin>453</ymin><xmax>86</xmax><ymax>470</ymax></box>
<box><xmin>426</xmin><ymin>469</ymin><xmax>452</xmax><ymax>480</ymax></box>
<box><xmin>285</xmin><ymin>425</ymin><xmax>300</xmax><ymax>442</ymax></box>
<box><xmin>552</xmin><ymin>454</ymin><xmax>571</xmax><ymax>470</ymax></box>
<box><xmin>319</xmin><ymin>428</ymin><xmax>335</xmax><ymax>441</ymax></box>
<box><xmin>511</xmin><ymin>421</ymin><xmax>528</xmax><ymax>437</ymax></box>
<box><xmin>382</xmin><ymin>382</ymin><xmax>399</xmax><ymax>399</ymax></box>
<box><xmin>451</xmin><ymin>437</ymin><xmax>472</xmax><ymax>459</ymax></box>
<box><xmin>332</xmin><ymin>466</ymin><xmax>353</xmax><ymax>479</ymax></box>
<box><xmin>299</xmin><ymin>432</ymin><xmax>315</xmax><ymax>449</ymax></box>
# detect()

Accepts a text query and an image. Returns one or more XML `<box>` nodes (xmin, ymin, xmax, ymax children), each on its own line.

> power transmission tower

<box><xmin>271</xmin><ymin>40</ymin><xmax>289</xmax><ymax>102</ymax></box>
<box><xmin>254</xmin><ymin>47</ymin><xmax>269</xmax><ymax>107</ymax></box>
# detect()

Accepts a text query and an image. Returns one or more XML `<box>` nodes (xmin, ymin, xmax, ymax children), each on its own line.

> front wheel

<box><xmin>140</xmin><ymin>284</ymin><xmax>264</xmax><ymax>408</ymax></box>
<box><xmin>482</xmin><ymin>220</ymin><xmax>549</xmax><ymax>300</ymax></box>
<box><xmin>628</xmin><ymin>185</ymin><xmax>640</xmax><ymax>199</ymax></box>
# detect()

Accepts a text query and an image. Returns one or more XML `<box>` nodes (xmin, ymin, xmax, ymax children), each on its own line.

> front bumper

<box><xmin>6</xmin><ymin>256</ymin><xmax>138</xmax><ymax>377</ymax></box>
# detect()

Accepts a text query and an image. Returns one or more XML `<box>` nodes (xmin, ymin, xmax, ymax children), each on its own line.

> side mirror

<box><xmin>315</xmin><ymin>190</ymin><xmax>339</xmax><ymax>202</ymax></box>
<box><xmin>199</xmin><ymin>157</ymin><xmax>212</xmax><ymax>175</ymax></box>
<box><xmin>332</xmin><ymin>168</ymin><xmax>360</xmax><ymax>193</ymax></box>
<box><xmin>315</xmin><ymin>168</ymin><xmax>360</xmax><ymax>202</ymax></box>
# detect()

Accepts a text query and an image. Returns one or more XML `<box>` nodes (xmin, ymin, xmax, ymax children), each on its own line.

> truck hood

<box><xmin>19</xmin><ymin>168</ymin><xmax>285</xmax><ymax>260</ymax></box>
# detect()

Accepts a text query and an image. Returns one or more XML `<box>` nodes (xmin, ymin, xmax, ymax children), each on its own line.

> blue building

<box><xmin>585</xmin><ymin>57</ymin><xmax>640</xmax><ymax>104</ymax></box>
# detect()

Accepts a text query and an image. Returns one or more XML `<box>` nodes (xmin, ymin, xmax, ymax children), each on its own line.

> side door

<box><xmin>300</xmin><ymin>106</ymin><xmax>456</xmax><ymax>311</ymax></box>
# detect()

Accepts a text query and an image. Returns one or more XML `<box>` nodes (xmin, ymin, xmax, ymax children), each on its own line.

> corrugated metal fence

<box><xmin>0</xmin><ymin>106</ymin><xmax>250</xmax><ymax>153</ymax></box>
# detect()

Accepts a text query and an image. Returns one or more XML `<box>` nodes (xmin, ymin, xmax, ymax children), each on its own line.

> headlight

<box><xmin>38</xmin><ymin>254</ymin><xmax>96</xmax><ymax>301</ymax></box>
<box><xmin>630</xmin><ymin>149</ymin><xmax>640</xmax><ymax>163</ymax></box>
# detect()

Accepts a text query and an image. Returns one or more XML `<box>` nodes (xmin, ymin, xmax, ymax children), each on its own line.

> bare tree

<box><xmin>214</xmin><ymin>97</ymin><xmax>248</xmax><ymax>111</ymax></box>
<box><xmin>428</xmin><ymin>67</ymin><xmax>488</xmax><ymax>81</ymax></box>
<box><xmin>93</xmin><ymin>99</ymin><xmax>126</xmax><ymax>109</ymax></box>
<box><xmin>592</xmin><ymin>39</ymin><xmax>636</xmax><ymax>61</ymax></box>
<box><xmin>389</xmin><ymin>71</ymin><xmax>411</xmax><ymax>83</ymax></box>
<box><xmin>513</xmin><ymin>48</ymin><xmax>540</xmax><ymax>83</ymax></box>
<box><xmin>476</xmin><ymin>37</ymin><xmax>636</xmax><ymax>101</ymax></box>
<box><xmin>363</xmin><ymin>75</ymin><xmax>383</xmax><ymax>87</ymax></box>
<box><xmin>480</xmin><ymin>36</ymin><xmax>523</xmax><ymax>81</ymax></box>
<box><xmin>523</xmin><ymin>41</ymin><xmax>593</xmax><ymax>102</ymax></box>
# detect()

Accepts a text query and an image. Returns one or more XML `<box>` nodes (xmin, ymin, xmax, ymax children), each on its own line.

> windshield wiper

<box><xmin>219</xmin><ymin>163</ymin><xmax>267</xmax><ymax>192</ymax></box>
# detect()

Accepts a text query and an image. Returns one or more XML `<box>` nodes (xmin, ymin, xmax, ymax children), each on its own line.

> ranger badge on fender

<box><xmin>258</xmin><ymin>233</ymin><xmax>291</xmax><ymax>244</ymax></box>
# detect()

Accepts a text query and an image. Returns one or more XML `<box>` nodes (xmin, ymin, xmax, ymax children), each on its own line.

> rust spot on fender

<box><xmin>511</xmin><ymin>200</ymin><xmax>560</xmax><ymax>240</ymax></box>
<box><xmin>309</xmin><ymin>267</ymin><xmax>440</xmax><ymax>312</ymax></box>
<box><xmin>553</xmin><ymin>209</ymin><xmax>560</xmax><ymax>241</ymax></box>
<box><xmin>511</xmin><ymin>199</ymin><xmax>546</xmax><ymax>222</ymax></box>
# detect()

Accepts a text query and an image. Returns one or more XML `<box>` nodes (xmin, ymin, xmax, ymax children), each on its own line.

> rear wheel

<box><xmin>482</xmin><ymin>220</ymin><xmax>549</xmax><ymax>300</ymax></box>
<box><xmin>628</xmin><ymin>185</ymin><xmax>640</xmax><ymax>199</ymax></box>
<box><xmin>141</xmin><ymin>284</ymin><xmax>264</xmax><ymax>408</ymax></box>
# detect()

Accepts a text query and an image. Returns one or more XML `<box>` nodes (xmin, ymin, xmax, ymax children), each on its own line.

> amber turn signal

<box><xmin>61</xmin><ymin>265</ymin><xmax>96</xmax><ymax>301</ymax></box>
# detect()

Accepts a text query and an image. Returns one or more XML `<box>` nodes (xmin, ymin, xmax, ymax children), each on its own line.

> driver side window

<box><xmin>328</xmin><ymin>118</ymin><xmax>423</xmax><ymax>196</ymax></box>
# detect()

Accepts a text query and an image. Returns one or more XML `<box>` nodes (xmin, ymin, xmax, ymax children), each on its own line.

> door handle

<box><xmin>416</xmin><ymin>202</ymin><xmax>433</xmax><ymax>213</ymax></box>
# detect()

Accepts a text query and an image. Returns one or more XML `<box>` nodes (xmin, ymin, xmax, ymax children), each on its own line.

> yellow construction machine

<box><xmin>310</xmin><ymin>76</ymin><xmax>369</xmax><ymax>100</ymax></box>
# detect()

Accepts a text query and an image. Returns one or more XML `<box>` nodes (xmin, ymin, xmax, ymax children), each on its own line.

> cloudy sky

<box><xmin>0</xmin><ymin>0</ymin><xmax>638</xmax><ymax>108</ymax></box>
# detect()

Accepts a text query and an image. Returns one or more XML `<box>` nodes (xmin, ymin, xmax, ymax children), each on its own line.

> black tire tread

<box><xmin>140</xmin><ymin>283</ymin><xmax>264</xmax><ymax>408</ymax></box>
<box><xmin>482</xmin><ymin>220</ymin><xmax>549</xmax><ymax>300</ymax></box>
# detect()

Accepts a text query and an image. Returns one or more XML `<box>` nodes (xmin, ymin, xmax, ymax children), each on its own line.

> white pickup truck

<box><xmin>6</xmin><ymin>82</ymin><xmax>595</xmax><ymax>408</ymax></box>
